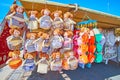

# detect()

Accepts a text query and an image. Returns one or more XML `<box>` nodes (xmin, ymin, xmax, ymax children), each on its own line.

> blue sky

<box><xmin>0</xmin><ymin>0</ymin><xmax>120</xmax><ymax>23</ymax></box>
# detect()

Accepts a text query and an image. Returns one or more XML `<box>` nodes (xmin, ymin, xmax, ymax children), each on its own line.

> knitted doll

<box><xmin>6</xmin><ymin>4</ymin><xmax>26</xmax><ymax>29</ymax></box>
<box><xmin>36</xmin><ymin>52</ymin><xmax>49</xmax><ymax>74</ymax></box>
<box><xmin>6</xmin><ymin>28</ymin><xmax>23</xmax><ymax>50</ymax></box>
<box><xmin>50</xmin><ymin>28</ymin><xmax>64</xmax><ymax>52</ymax></box>
<box><xmin>6</xmin><ymin>50</ymin><xmax>22</xmax><ymax>69</ymax></box>
<box><xmin>39</xmin><ymin>8</ymin><xmax>53</xmax><ymax>30</ymax></box>
<box><xmin>25</xmin><ymin>32</ymin><xmax>37</xmax><ymax>53</ymax></box>
<box><xmin>50</xmin><ymin>51</ymin><xmax>62</xmax><ymax>71</ymax></box>
<box><xmin>64</xmin><ymin>12</ymin><xmax>76</xmax><ymax>31</ymax></box>
<box><xmin>63</xmin><ymin>30</ymin><xmax>73</xmax><ymax>51</ymax></box>
<box><xmin>52</xmin><ymin>10</ymin><xmax>63</xmax><ymax>29</ymax></box>
<box><xmin>23</xmin><ymin>52</ymin><xmax>36</xmax><ymax>76</ymax></box>
<box><xmin>28</xmin><ymin>10</ymin><xmax>39</xmax><ymax>31</ymax></box>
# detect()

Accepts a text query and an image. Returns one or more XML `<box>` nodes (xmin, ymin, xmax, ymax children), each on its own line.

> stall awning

<box><xmin>20</xmin><ymin>0</ymin><xmax>120</xmax><ymax>28</ymax></box>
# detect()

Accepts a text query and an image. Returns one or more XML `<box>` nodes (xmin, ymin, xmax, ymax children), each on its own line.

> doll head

<box><xmin>52</xmin><ymin>10</ymin><xmax>62</xmax><ymax>18</ymax></box>
<box><xmin>51</xmin><ymin>51</ymin><xmax>61</xmax><ymax>60</ymax></box>
<box><xmin>16</xmin><ymin>6</ymin><xmax>24</xmax><ymax>14</ymax></box>
<box><xmin>8</xmin><ymin>50</ymin><xmax>20</xmax><ymax>59</ymax></box>
<box><xmin>41</xmin><ymin>8</ymin><xmax>51</xmax><ymax>16</ymax></box>
<box><xmin>28</xmin><ymin>10</ymin><xmax>38</xmax><ymax>17</ymax></box>
<box><xmin>41</xmin><ymin>33</ymin><xmax>48</xmax><ymax>39</ymax></box>
<box><xmin>10</xmin><ymin>4</ymin><xmax>18</xmax><ymax>13</ymax></box>
<box><xmin>64</xmin><ymin>12</ymin><xmax>73</xmax><ymax>19</ymax></box>
<box><xmin>64</xmin><ymin>30</ymin><xmax>73</xmax><ymax>38</ymax></box>
<box><xmin>37</xmin><ymin>31</ymin><xmax>43</xmax><ymax>38</ymax></box>
<box><xmin>27</xmin><ymin>32</ymin><xmax>37</xmax><ymax>39</ymax></box>
<box><xmin>39</xmin><ymin>52</ymin><xmax>49</xmax><ymax>60</ymax></box>
<box><xmin>53</xmin><ymin>28</ymin><xmax>62</xmax><ymax>36</ymax></box>
<box><xmin>63</xmin><ymin>51</ymin><xmax>70</xmax><ymax>58</ymax></box>
<box><xmin>24</xmin><ymin>52</ymin><xmax>35</xmax><ymax>59</ymax></box>
<box><xmin>9</xmin><ymin>28</ymin><xmax>21</xmax><ymax>37</ymax></box>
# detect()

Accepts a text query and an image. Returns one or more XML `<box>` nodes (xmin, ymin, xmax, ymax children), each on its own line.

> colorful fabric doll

<box><xmin>36</xmin><ymin>52</ymin><xmax>49</xmax><ymax>74</ymax></box>
<box><xmin>67</xmin><ymin>50</ymin><xmax>78</xmax><ymax>70</ymax></box>
<box><xmin>6</xmin><ymin>50</ymin><xmax>22</xmax><ymax>69</ymax></box>
<box><xmin>41</xmin><ymin>33</ymin><xmax>50</xmax><ymax>54</ymax></box>
<box><xmin>6</xmin><ymin>28</ymin><xmax>23</xmax><ymax>50</ymax></box>
<box><xmin>64</xmin><ymin>12</ymin><xmax>76</xmax><ymax>31</ymax></box>
<box><xmin>63</xmin><ymin>30</ymin><xmax>73</xmax><ymax>51</ymax></box>
<box><xmin>25</xmin><ymin>32</ymin><xmax>37</xmax><ymax>53</ymax></box>
<box><xmin>52</xmin><ymin>10</ymin><xmax>63</xmax><ymax>29</ymax></box>
<box><xmin>23</xmin><ymin>52</ymin><xmax>36</xmax><ymax>75</ymax></box>
<box><xmin>50</xmin><ymin>28</ymin><xmax>64</xmax><ymax>52</ymax></box>
<box><xmin>27</xmin><ymin>10</ymin><xmax>39</xmax><ymax>31</ymax></box>
<box><xmin>39</xmin><ymin>8</ymin><xmax>53</xmax><ymax>30</ymax></box>
<box><xmin>62</xmin><ymin>51</ymin><xmax>70</xmax><ymax>70</ymax></box>
<box><xmin>34</xmin><ymin>31</ymin><xmax>44</xmax><ymax>52</ymax></box>
<box><xmin>50</xmin><ymin>51</ymin><xmax>62</xmax><ymax>71</ymax></box>
<box><xmin>6</xmin><ymin>4</ymin><xmax>26</xmax><ymax>29</ymax></box>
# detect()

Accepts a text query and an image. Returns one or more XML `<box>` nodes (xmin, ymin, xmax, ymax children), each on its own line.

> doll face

<box><xmin>16</xmin><ymin>7</ymin><xmax>24</xmax><ymax>13</ymax></box>
<box><xmin>13</xmin><ymin>29</ymin><xmax>20</xmax><ymax>37</ymax></box>
<box><xmin>28</xmin><ymin>54</ymin><xmax>33</xmax><ymax>59</ymax></box>
<box><xmin>30</xmin><ymin>34</ymin><xmax>36</xmax><ymax>39</ymax></box>
<box><xmin>54</xmin><ymin>12</ymin><xmax>59</xmax><ymax>17</ymax></box>
<box><xmin>64</xmin><ymin>32</ymin><xmax>68</xmax><ymax>37</ymax></box>
<box><xmin>44</xmin><ymin>9</ymin><xmax>50</xmax><ymax>15</ymax></box>
<box><xmin>53</xmin><ymin>31</ymin><xmax>58</xmax><ymax>36</ymax></box>
<box><xmin>12</xmin><ymin>54</ymin><xmax>19</xmax><ymax>59</ymax></box>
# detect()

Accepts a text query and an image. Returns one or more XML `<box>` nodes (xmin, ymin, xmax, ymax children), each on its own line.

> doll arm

<box><xmin>6</xmin><ymin>36</ymin><xmax>13</xmax><ymax>42</ymax></box>
<box><xmin>5</xmin><ymin>12</ymin><xmax>16</xmax><ymax>20</ymax></box>
<box><xmin>6</xmin><ymin>58</ymin><xmax>12</xmax><ymax>64</ymax></box>
<box><xmin>12</xmin><ymin>16</ymin><xmax>27</xmax><ymax>22</ymax></box>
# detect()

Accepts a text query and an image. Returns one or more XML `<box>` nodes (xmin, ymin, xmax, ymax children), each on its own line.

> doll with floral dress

<box><xmin>52</xmin><ymin>10</ymin><xmax>63</xmax><ymax>29</ymax></box>
<box><xmin>6</xmin><ymin>28</ymin><xmax>23</xmax><ymax>50</ymax></box>
<box><xmin>27</xmin><ymin>10</ymin><xmax>39</xmax><ymax>31</ymax></box>
<box><xmin>63</xmin><ymin>30</ymin><xmax>73</xmax><ymax>52</ymax></box>
<box><xmin>50</xmin><ymin>28</ymin><xmax>64</xmax><ymax>52</ymax></box>
<box><xmin>6</xmin><ymin>4</ymin><xmax>26</xmax><ymax>29</ymax></box>
<box><xmin>64</xmin><ymin>12</ymin><xmax>76</xmax><ymax>31</ymax></box>
<box><xmin>39</xmin><ymin>8</ymin><xmax>53</xmax><ymax>30</ymax></box>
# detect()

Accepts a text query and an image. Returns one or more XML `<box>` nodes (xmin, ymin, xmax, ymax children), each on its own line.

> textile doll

<box><xmin>6</xmin><ymin>50</ymin><xmax>22</xmax><ymax>69</ymax></box>
<box><xmin>62</xmin><ymin>51</ymin><xmax>70</xmax><ymax>70</ymax></box>
<box><xmin>41</xmin><ymin>33</ymin><xmax>50</xmax><ymax>54</ymax></box>
<box><xmin>50</xmin><ymin>51</ymin><xmax>62</xmax><ymax>71</ymax></box>
<box><xmin>6</xmin><ymin>28</ymin><xmax>23</xmax><ymax>50</ymax></box>
<box><xmin>25</xmin><ymin>32</ymin><xmax>37</xmax><ymax>53</ymax></box>
<box><xmin>52</xmin><ymin>10</ymin><xmax>63</xmax><ymax>29</ymax></box>
<box><xmin>67</xmin><ymin>50</ymin><xmax>78</xmax><ymax>70</ymax></box>
<box><xmin>64</xmin><ymin>12</ymin><xmax>76</xmax><ymax>31</ymax></box>
<box><xmin>36</xmin><ymin>52</ymin><xmax>49</xmax><ymax>74</ymax></box>
<box><xmin>6</xmin><ymin>4</ymin><xmax>26</xmax><ymax>29</ymax></box>
<box><xmin>23</xmin><ymin>52</ymin><xmax>36</xmax><ymax>76</ymax></box>
<box><xmin>50</xmin><ymin>28</ymin><xmax>64</xmax><ymax>52</ymax></box>
<box><xmin>63</xmin><ymin>30</ymin><xmax>73</xmax><ymax>51</ymax></box>
<box><xmin>34</xmin><ymin>31</ymin><xmax>44</xmax><ymax>52</ymax></box>
<box><xmin>39</xmin><ymin>8</ymin><xmax>53</xmax><ymax>30</ymax></box>
<box><xmin>27</xmin><ymin>10</ymin><xmax>39</xmax><ymax>31</ymax></box>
